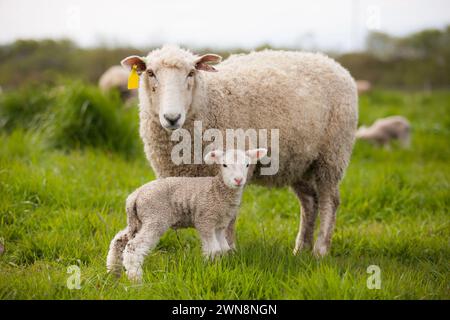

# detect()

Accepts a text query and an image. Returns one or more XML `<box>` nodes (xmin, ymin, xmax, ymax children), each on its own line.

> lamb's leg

<box><xmin>106</xmin><ymin>228</ymin><xmax>129</xmax><ymax>276</ymax></box>
<box><xmin>216</xmin><ymin>228</ymin><xmax>231</xmax><ymax>253</ymax></box>
<box><xmin>313</xmin><ymin>186</ymin><xmax>340</xmax><ymax>257</ymax></box>
<box><xmin>292</xmin><ymin>180</ymin><xmax>319</xmax><ymax>254</ymax></box>
<box><xmin>122</xmin><ymin>222</ymin><xmax>168</xmax><ymax>282</ymax></box>
<box><xmin>225</xmin><ymin>217</ymin><xmax>236</xmax><ymax>250</ymax></box>
<box><xmin>199</xmin><ymin>228</ymin><xmax>222</xmax><ymax>259</ymax></box>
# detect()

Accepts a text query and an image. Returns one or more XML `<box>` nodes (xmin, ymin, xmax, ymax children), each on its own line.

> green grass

<box><xmin>0</xmin><ymin>90</ymin><xmax>449</xmax><ymax>299</ymax></box>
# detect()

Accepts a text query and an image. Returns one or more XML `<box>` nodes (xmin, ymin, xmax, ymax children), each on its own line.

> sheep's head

<box><xmin>356</xmin><ymin>125</ymin><xmax>369</xmax><ymax>138</ymax></box>
<box><xmin>204</xmin><ymin>149</ymin><xmax>268</xmax><ymax>189</ymax></box>
<box><xmin>121</xmin><ymin>45</ymin><xmax>222</xmax><ymax>130</ymax></box>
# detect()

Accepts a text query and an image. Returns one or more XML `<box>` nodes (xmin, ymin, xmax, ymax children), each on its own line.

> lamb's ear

<box><xmin>204</xmin><ymin>150</ymin><xmax>224</xmax><ymax>164</ymax></box>
<box><xmin>246</xmin><ymin>148</ymin><xmax>268</xmax><ymax>162</ymax></box>
<box><xmin>195</xmin><ymin>54</ymin><xmax>222</xmax><ymax>72</ymax></box>
<box><xmin>121</xmin><ymin>55</ymin><xmax>147</xmax><ymax>73</ymax></box>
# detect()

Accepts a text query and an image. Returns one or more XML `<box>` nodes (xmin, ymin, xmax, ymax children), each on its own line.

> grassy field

<box><xmin>0</xmin><ymin>88</ymin><xmax>449</xmax><ymax>299</ymax></box>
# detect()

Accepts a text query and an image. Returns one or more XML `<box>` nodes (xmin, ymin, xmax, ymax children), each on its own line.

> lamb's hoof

<box><xmin>106</xmin><ymin>265</ymin><xmax>122</xmax><ymax>278</ymax></box>
<box><xmin>126</xmin><ymin>268</ymin><xmax>143</xmax><ymax>283</ymax></box>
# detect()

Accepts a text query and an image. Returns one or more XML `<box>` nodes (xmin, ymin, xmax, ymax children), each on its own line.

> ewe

<box><xmin>107</xmin><ymin>148</ymin><xmax>267</xmax><ymax>282</ymax></box>
<box><xmin>121</xmin><ymin>45</ymin><xmax>358</xmax><ymax>257</ymax></box>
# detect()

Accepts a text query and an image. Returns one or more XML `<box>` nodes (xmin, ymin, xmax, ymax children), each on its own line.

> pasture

<box><xmin>0</xmin><ymin>86</ymin><xmax>449</xmax><ymax>299</ymax></box>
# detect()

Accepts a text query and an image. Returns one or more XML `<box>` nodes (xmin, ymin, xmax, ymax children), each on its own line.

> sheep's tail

<box><xmin>126</xmin><ymin>191</ymin><xmax>142</xmax><ymax>236</ymax></box>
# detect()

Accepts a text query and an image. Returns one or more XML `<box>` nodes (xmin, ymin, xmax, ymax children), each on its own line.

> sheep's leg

<box><xmin>292</xmin><ymin>181</ymin><xmax>319</xmax><ymax>254</ymax></box>
<box><xmin>313</xmin><ymin>186</ymin><xmax>340</xmax><ymax>257</ymax></box>
<box><xmin>225</xmin><ymin>217</ymin><xmax>236</xmax><ymax>250</ymax></box>
<box><xmin>216</xmin><ymin>228</ymin><xmax>231</xmax><ymax>253</ymax></box>
<box><xmin>122</xmin><ymin>222</ymin><xmax>167</xmax><ymax>282</ymax></box>
<box><xmin>199</xmin><ymin>228</ymin><xmax>222</xmax><ymax>259</ymax></box>
<box><xmin>106</xmin><ymin>227</ymin><xmax>129</xmax><ymax>276</ymax></box>
<box><xmin>399</xmin><ymin>132</ymin><xmax>411</xmax><ymax>148</ymax></box>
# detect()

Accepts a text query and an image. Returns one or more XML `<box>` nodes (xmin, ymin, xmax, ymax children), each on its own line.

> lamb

<box><xmin>356</xmin><ymin>116</ymin><xmax>411</xmax><ymax>148</ymax></box>
<box><xmin>120</xmin><ymin>45</ymin><xmax>358</xmax><ymax>257</ymax></box>
<box><xmin>98</xmin><ymin>65</ymin><xmax>137</xmax><ymax>102</ymax></box>
<box><xmin>106</xmin><ymin>148</ymin><xmax>267</xmax><ymax>282</ymax></box>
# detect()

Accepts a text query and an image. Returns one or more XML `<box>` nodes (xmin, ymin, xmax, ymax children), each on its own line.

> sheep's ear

<box><xmin>121</xmin><ymin>55</ymin><xmax>147</xmax><ymax>73</ymax></box>
<box><xmin>195</xmin><ymin>54</ymin><xmax>222</xmax><ymax>72</ymax></box>
<box><xmin>246</xmin><ymin>148</ymin><xmax>268</xmax><ymax>162</ymax></box>
<box><xmin>204</xmin><ymin>150</ymin><xmax>224</xmax><ymax>164</ymax></box>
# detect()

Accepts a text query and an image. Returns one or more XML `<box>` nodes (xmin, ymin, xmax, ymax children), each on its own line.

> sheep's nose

<box><xmin>163</xmin><ymin>113</ymin><xmax>181</xmax><ymax>125</ymax></box>
<box><xmin>234</xmin><ymin>178</ymin><xmax>243</xmax><ymax>185</ymax></box>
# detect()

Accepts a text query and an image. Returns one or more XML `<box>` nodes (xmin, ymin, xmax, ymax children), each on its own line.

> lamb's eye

<box><xmin>246</xmin><ymin>163</ymin><xmax>249</xmax><ymax>167</ymax></box>
<box><xmin>187</xmin><ymin>70</ymin><xmax>195</xmax><ymax>77</ymax></box>
<box><xmin>223</xmin><ymin>164</ymin><xmax>227</xmax><ymax>168</ymax></box>
<box><xmin>147</xmin><ymin>70</ymin><xmax>155</xmax><ymax>77</ymax></box>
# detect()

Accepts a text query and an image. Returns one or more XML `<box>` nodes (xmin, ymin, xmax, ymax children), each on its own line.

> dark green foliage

<box><xmin>1</xmin><ymin>26</ymin><xmax>450</xmax><ymax>90</ymax></box>
<box><xmin>0</xmin><ymin>82</ymin><xmax>140</xmax><ymax>158</ymax></box>
<box><xmin>0</xmin><ymin>85</ymin><xmax>52</xmax><ymax>131</ymax></box>
<box><xmin>43</xmin><ymin>82</ymin><xmax>140</xmax><ymax>157</ymax></box>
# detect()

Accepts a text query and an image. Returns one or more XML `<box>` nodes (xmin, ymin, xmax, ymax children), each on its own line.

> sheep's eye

<box><xmin>246</xmin><ymin>163</ymin><xmax>249</xmax><ymax>167</ymax></box>
<box><xmin>147</xmin><ymin>70</ymin><xmax>155</xmax><ymax>77</ymax></box>
<box><xmin>187</xmin><ymin>70</ymin><xmax>195</xmax><ymax>77</ymax></box>
<box><xmin>223</xmin><ymin>164</ymin><xmax>227</xmax><ymax>168</ymax></box>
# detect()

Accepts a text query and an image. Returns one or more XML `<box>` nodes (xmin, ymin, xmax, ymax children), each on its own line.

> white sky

<box><xmin>0</xmin><ymin>0</ymin><xmax>449</xmax><ymax>51</ymax></box>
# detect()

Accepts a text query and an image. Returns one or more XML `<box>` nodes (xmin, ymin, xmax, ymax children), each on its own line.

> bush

<box><xmin>43</xmin><ymin>82</ymin><xmax>140</xmax><ymax>157</ymax></box>
<box><xmin>0</xmin><ymin>85</ymin><xmax>53</xmax><ymax>131</ymax></box>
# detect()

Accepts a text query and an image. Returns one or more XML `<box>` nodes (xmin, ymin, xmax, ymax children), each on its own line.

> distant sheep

<box><xmin>120</xmin><ymin>45</ymin><xmax>358</xmax><ymax>257</ymax></box>
<box><xmin>98</xmin><ymin>65</ymin><xmax>137</xmax><ymax>101</ymax></box>
<box><xmin>357</xmin><ymin>116</ymin><xmax>411</xmax><ymax>148</ymax></box>
<box><xmin>107</xmin><ymin>148</ymin><xmax>267</xmax><ymax>282</ymax></box>
<box><xmin>356</xmin><ymin>80</ymin><xmax>372</xmax><ymax>94</ymax></box>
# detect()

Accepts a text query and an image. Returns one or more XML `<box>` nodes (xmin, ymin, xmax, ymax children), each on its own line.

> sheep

<box><xmin>356</xmin><ymin>116</ymin><xmax>411</xmax><ymax>148</ymax></box>
<box><xmin>98</xmin><ymin>65</ymin><xmax>137</xmax><ymax>102</ymax></box>
<box><xmin>106</xmin><ymin>148</ymin><xmax>267</xmax><ymax>282</ymax></box>
<box><xmin>120</xmin><ymin>45</ymin><xmax>358</xmax><ymax>257</ymax></box>
<box><xmin>356</xmin><ymin>80</ymin><xmax>372</xmax><ymax>95</ymax></box>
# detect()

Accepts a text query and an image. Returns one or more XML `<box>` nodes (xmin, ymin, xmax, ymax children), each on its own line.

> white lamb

<box><xmin>106</xmin><ymin>148</ymin><xmax>267</xmax><ymax>282</ymax></box>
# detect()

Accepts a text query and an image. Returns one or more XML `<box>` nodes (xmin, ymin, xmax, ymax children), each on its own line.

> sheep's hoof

<box><xmin>204</xmin><ymin>250</ymin><xmax>222</xmax><ymax>260</ymax></box>
<box><xmin>293</xmin><ymin>242</ymin><xmax>312</xmax><ymax>255</ymax></box>
<box><xmin>312</xmin><ymin>244</ymin><xmax>329</xmax><ymax>258</ymax></box>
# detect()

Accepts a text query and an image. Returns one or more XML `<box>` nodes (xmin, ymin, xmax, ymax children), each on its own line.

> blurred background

<box><xmin>0</xmin><ymin>0</ymin><xmax>449</xmax><ymax>89</ymax></box>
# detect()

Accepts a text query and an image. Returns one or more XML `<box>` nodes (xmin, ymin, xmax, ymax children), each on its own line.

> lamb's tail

<box><xmin>106</xmin><ymin>192</ymin><xmax>142</xmax><ymax>276</ymax></box>
<box><xmin>126</xmin><ymin>191</ymin><xmax>142</xmax><ymax>236</ymax></box>
<box><xmin>106</xmin><ymin>227</ymin><xmax>129</xmax><ymax>276</ymax></box>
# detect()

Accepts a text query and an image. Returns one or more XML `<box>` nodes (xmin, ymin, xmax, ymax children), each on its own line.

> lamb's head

<box><xmin>204</xmin><ymin>148</ymin><xmax>268</xmax><ymax>189</ymax></box>
<box><xmin>121</xmin><ymin>45</ymin><xmax>222</xmax><ymax>130</ymax></box>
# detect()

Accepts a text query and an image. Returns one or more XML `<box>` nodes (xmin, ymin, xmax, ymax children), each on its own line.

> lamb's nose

<box><xmin>234</xmin><ymin>178</ymin><xmax>243</xmax><ymax>185</ymax></box>
<box><xmin>163</xmin><ymin>113</ymin><xmax>181</xmax><ymax>125</ymax></box>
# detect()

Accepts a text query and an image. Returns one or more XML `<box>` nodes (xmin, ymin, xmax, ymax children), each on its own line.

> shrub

<box><xmin>0</xmin><ymin>85</ymin><xmax>52</xmax><ymax>132</ymax></box>
<box><xmin>43</xmin><ymin>82</ymin><xmax>140</xmax><ymax>158</ymax></box>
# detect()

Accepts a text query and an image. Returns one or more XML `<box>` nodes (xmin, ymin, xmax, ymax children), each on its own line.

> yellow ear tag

<box><xmin>128</xmin><ymin>65</ymin><xmax>139</xmax><ymax>89</ymax></box>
